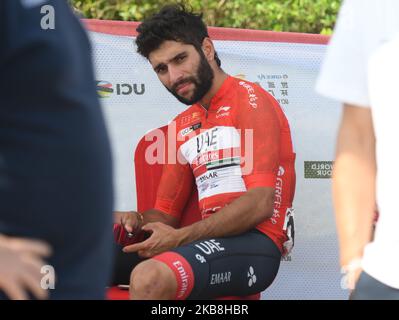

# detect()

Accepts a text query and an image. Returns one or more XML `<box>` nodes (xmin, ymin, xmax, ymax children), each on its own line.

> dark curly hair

<box><xmin>135</xmin><ymin>4</ymin><xmax>221</xmax><ymax>67</ymax></box>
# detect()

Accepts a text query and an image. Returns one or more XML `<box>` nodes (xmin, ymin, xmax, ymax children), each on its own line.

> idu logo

<box><xmin>96</xmin><ymin>80</ymin><xmax>145</xmax><ymax>98</ymax></box>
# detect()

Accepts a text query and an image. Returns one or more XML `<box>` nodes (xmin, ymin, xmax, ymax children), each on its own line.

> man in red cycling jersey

<box><xmin>114</xmin><ymin>4</ymin><xmax>296</xmax><ymax>300</ymax></box>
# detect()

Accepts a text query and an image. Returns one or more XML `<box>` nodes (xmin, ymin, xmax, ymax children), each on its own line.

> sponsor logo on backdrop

<box><xmin>234</xmin><ymin>74</ymin><xmax>261</xmax><ymax>87</ymax></box>
<box><xmin>96</xmin><ymin>81</ymin><xmax>114</xmax><ymax>98</ymax></box>
<box><xmin>234</xmin><ymin>72</ymin><xmax>290</xmax><ymax>106</ymax></box>
<box><xmin>304</xmin><ymin>161</ymin><xmax>334</xmax><ymax>179</ymax></box>
<box><xmin>257</xmin><ymin>73</ymin><xmax>290</xmax><ymax>105</ymax></box>
<box><xmin>96</xmin><ymin>80</ymin><xmax>145</xmax><ymax>98</ymax></box>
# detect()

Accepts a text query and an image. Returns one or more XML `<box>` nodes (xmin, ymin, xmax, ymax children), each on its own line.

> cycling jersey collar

<box><xmin>209</xmin><ymin>75</ymin><xmax>234</xmax><ymax>108</ymax></box>
<box><xmin>194</xmin><ymin>75</ymin><xmax>234</xmax><ymax>113</ymax></box>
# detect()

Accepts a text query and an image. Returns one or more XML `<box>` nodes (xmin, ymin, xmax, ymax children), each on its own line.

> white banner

<box><xmin>87</xmin><ymin>21</ymin><xmax>347</xmax><ymax>300</ymax></box>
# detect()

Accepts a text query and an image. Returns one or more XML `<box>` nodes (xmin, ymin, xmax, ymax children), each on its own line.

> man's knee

<box><xmin>129</xmin><ymin>259</ymin><xmax>177</xmax><ymax>299</ymax></box>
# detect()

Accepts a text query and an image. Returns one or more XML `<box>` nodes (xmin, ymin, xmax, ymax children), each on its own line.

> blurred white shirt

<box><xmin>316</xmin><ymin>0</ymin><xmax>399</xmax><ymax>289</ymax></box>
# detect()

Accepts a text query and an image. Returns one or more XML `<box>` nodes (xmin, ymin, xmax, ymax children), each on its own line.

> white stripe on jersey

<box><xmin>196</xmin><ymin>166</ymin><xmax>246</xmax><ymax>200</ymax></box>
<box><xmin>180</xmin><ymin>126</ymin><xmax>241</xmax><ymax>164</ymax></box>
<box><xmin>179</xmin><ymin>126</ymin><xmax>247</xmax><ymax>201</ymax></box>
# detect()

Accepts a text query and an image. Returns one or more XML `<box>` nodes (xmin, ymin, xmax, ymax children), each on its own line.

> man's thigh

<box><xmin>155</xmin><ymin>229</ymin><xmax>282</xmax><ymax>299</ymax></box>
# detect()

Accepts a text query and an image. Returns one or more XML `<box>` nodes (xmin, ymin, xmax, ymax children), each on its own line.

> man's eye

<box><xmin>157</xmin><ymin>66</ymin><xmax>167</xmax><ymax>74</ymax></box>
<box><xmin>176</xmin><ymin>55</ymin><xmax>186</xmax><ymax>62</ymax></box>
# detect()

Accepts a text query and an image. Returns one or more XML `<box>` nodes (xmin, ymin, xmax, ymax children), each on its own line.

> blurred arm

<box><xmin>333</xmin><ymin>104</ymin><xmax>376</xmax><ymax>267</ymax></box>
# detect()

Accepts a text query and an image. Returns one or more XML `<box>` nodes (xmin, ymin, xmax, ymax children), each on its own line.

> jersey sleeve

<box><xmin>153</xmin><ymin>120</ymin><xmax>194</xmax><ymax>219</ymax></box>
<box><xmin>233</xmin><ymin>85</ymin><xmax>281</xmax><ymax>190</ymax></box>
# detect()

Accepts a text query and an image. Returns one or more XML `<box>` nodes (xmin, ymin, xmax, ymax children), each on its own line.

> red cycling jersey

<box><xmin>154</xmin><ymin>76</ymin><xmax>296</xmax><ymax>254</ymax></box>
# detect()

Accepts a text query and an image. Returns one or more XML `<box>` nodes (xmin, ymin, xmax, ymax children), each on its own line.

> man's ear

<box><xmin>201</xmin><ymin>37</ymin><xmax>215</xmax><ymax>62</ymax></box>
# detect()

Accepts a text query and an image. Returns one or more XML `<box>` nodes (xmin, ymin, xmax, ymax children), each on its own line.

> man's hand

<box><xmin>0</xmin><ymin>234</ymin><xmax>52</xmax><ymax>300</ymax></box>
<box><xmin>122</xmin><ymin>222</ymin><xmax>181</xmax><ymax>258</ymax></box>
<box><xmin>114</xmin><ymin>211</ymin><xmax>140</xmax><ymax>234</ymax></box>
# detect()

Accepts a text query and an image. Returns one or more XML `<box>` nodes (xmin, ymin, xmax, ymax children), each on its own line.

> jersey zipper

<box><xmin>199</xmin><ymin>103</ymin><xmax>208</xmax><ymax>119</ymax></box>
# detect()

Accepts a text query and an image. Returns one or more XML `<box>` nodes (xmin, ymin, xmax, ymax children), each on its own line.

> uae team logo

<box><xmin>96</xmin><ymin>80</ymin><xmax>114</xmax><ymax>98</ymax></box>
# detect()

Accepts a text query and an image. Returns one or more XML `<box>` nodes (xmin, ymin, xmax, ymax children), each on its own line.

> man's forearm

<box><xmin>333</xmin><ymin>154</ymin><xmax>376</xmax><ymax>265</ymax></box>
<box><xmin>333</xmin><ymin>105</ymin><xmax>376</xmax><ymax>266</ymax></box>
<box><xmin>176</xmin><ymin>187</ymin><xmax>274</xmax><ymax>246</ymax></box>
<box><xmin>141</xmin><ymin>208</ymin><xmax>179</xmax><ymax>227</ymax></box>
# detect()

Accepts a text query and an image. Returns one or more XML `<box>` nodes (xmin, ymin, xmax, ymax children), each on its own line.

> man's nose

<box><xmin>168</xmin><ymin>65</ymin><xmax>184</xmax><ymax>85</ymax></box>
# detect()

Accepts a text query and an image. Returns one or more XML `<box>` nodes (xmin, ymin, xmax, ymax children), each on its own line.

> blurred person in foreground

<box><xmin>316</xmin><ymin>0</ymin><xmax>399</xmax><ymax>299</ymax></box>
<box><xmin>0</xmin><ymin>0</ymin><xmax>114</xmax><ymax>299</ymax></box>
<box><xmin>0</xmin><ymin>234</ymin><xmax>51</xmax><ymax>300</ymax></box>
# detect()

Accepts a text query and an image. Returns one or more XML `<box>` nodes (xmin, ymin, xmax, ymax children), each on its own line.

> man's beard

<box><xmin>166</xmin><ymin>52</ymin><xmax>214</xmax><ymax>106</ymax></box>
